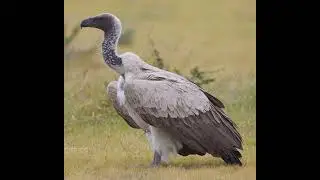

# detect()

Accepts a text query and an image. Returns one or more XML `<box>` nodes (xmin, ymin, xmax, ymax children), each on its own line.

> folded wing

<box><xmin>106</xmin><ymin>81</ymin><xmax>141</xmax><ymax>129</ymax></box>
<box><xmin>124</xmin><ymin>72</ymin><xmax>243</xmax><ymax>165</ymax></box>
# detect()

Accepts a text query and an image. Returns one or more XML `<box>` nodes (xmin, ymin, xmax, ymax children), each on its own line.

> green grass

<box><xmin>64</xmin><ymin>0</ymin><xmax>256</xmax><ymax>179</ymax></box>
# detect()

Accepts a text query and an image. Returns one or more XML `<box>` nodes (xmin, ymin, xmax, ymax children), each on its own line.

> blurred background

<box><xmin>64</xmin><ymin>0</ymin><xmax>256</xmax><ymax>179</ymax></box>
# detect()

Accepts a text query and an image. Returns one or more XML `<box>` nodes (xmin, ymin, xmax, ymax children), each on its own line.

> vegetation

<box><xmin>64</xmin><ymin>24</ymin><xmax>96</xmax><ymax>60</ymax></box>
<box><xmin>64</xmin><ymin>0</ymin><xmax>256</xmax><ymax>179</ymax></box>
<box><xmin>148</xmin><ymin>38</ymin><xmax>216</xmax><ymax>87</ymax></box>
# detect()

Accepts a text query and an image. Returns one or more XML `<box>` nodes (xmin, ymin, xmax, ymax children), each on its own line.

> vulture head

<box><xmin>80</xmin><ymin>13</ymin><xmax>122</xmax><ymax>34</ymax></box>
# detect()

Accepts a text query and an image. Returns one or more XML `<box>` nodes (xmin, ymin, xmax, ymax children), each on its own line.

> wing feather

<box><xmin>124</xmin><ymin>72</ymin><xmax>243</xmax><ymax>164</ymax></box>
<box><xmin>106</xmin><ymin>81</ymin><xmax>140</xmax><ymax>129</ymax></box>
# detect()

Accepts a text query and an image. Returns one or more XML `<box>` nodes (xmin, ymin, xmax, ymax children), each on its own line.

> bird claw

<box><xmin>149</xmin><ymin>162</ymin><xmax>160</xmax><ymax>168</ymax></box>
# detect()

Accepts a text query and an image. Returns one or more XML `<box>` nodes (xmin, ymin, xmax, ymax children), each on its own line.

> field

<box><xmin>64</xmin><ymin>0</ymin><xmax>256</xmax><ymax>179</ymax></box>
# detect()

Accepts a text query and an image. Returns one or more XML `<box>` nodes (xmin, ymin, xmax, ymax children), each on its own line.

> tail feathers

<box><xmin>232</xmin><ymin>149</ymin><xmax>242</xmax><ymax>158</ymax></box>
<box><xmin>220</xmin><ymin>150</ymin><xmax>243</xmax><ymax>166</ymax></box>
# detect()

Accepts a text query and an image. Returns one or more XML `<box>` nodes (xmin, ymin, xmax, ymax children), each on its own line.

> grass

<box><xmin>64</xmin><ymin>0</ymin><xmax>256</xmax><ymax>179</ymax></box>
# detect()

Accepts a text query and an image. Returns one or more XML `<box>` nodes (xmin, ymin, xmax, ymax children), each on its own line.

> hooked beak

<box><xmin>80</xmin><ymin>18</ymin><xmax>93</xmax><ymax>29</ymax></box>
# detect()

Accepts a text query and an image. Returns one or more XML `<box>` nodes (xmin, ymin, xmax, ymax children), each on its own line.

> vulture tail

<box><xmin>220</xmin><ymin>149</ymin><xmax>243</xmax><ymax>166</ymax></box>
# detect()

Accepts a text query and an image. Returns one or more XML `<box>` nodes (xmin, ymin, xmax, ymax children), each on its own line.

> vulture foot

<box><xmin>150</xmin><ymin>151</ymin><xmax>161</xmax><ymax>167</ymax></box>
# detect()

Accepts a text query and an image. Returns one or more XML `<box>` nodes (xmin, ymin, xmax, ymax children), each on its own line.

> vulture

<box><xmin>80</xmin><ymin>13</ymin><xmax>243</xmax><ymax>167</ymax></box>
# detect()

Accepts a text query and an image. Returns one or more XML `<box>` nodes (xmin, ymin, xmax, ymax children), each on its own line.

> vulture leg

<box><xmin>150</xmin><ymin>151</ymin><xmax>161</xmax><ymax>167</ymax></box>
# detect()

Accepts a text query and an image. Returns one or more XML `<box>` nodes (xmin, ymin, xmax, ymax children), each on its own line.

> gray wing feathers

<box><xmin>125</xmin><ymin>76</ymin><xmax>211</xmax><ymax>118</ymax></box>
<box><xmin>106</xmin><ymin>81</ymin><xmax>140</xmax><ymax>129</ymax></box>
<box><xmin>202</xmin><ymin>90</ymin><xmax>225</xmax><ymax>108</ymax></box>
<box><xmin>124</xmin><ymin>72</ymin><xmax>243</xmax><ymax>161</ymax></box>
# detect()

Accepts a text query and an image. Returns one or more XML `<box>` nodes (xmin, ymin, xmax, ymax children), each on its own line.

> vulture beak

<box><xmin>80</xmin><ymin>18</ymin><xmax>93</xmax><ymax>29</ymax></box>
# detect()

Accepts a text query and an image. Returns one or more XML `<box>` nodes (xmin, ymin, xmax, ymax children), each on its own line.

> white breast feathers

<box><xmin>117</xmin><ymin>75</ymin><xmax>126</xmax><ymax>107</ymax></box>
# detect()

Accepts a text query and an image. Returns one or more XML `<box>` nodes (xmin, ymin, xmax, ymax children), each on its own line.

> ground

<box><xmin>64</xmin><ymin>0</ymin><xmax>256</xmax><ymax>179</ymax></box>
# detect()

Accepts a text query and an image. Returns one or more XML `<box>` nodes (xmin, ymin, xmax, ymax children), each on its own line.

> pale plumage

<box><xmin>81</xmin><ymin>13</ymin><xmax>243</xmax><ymax>167</ymax></box>
<box><xmin>105</xmin><ymin>80</ymin><xmax>140</xmax><ymax>129</ymax></box>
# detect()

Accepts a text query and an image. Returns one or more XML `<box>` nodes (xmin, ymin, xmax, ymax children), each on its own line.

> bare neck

<box><xmin>102</xmin><ymin>31</ymin><xmax>121</xmax><ymax>64</ymax></box>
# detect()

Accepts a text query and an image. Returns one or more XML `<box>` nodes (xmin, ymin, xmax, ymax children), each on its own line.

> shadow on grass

<box><xmin>167</xmin><ymin>159</ymin><xmax>240</xmax><ymax>170</ymax></box>
<box><xmin>123</xmin><ymin>157</ymin><xmax>243</xmax><ymax>170</ymax></box>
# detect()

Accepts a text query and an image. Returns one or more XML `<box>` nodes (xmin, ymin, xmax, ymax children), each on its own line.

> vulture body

<box><xmin>81</xmin><ymin>13</ymin><xmax>243</xmax><ymax>167</ymax></box>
